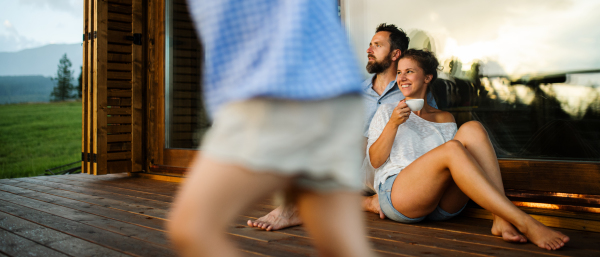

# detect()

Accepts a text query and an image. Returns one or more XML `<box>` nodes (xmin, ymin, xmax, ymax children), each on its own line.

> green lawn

<box><xmin>0</xmin><ymin>101</ymin><xmax>81</xmax><ymax>179</ymax></box>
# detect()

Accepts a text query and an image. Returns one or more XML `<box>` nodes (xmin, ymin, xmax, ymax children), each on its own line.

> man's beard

<box><xmin>366</xmin><ymin>51</ymin><xmax>393</xmax><ymax>74</ymax></box>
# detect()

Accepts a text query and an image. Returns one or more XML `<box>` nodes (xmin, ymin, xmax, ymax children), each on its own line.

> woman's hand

<box><xmin>369</xmin><ymin>100</ymin><xmax>411</xmax><ymax>169</ymax></box>
<box><xmin>389</xmin><ymin>100</ymin><xmax>411</xmax><ymax>127</ymax></box>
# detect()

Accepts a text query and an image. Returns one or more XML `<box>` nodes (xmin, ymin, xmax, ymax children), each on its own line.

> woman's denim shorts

<box><xmin>377</xmin><ymin>174</ymin><xmax>466</xmax><ymax>223</ymax></box>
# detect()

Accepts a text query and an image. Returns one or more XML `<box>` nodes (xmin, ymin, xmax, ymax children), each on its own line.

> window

<box><xmin>164</xmin><ymin>0</ymin><xmax>210</xmax><ymax>149</ymax></box>
<box><xmin>342</xmin><ymin>1</ymin><xmax>600</xmax><ymax>162</ymax></box>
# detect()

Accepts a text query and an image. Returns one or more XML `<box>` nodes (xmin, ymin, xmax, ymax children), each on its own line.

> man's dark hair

<box><xmin>375</xmin><ymin>23</ymin><xmax>410</xmax><ymax>53</ymax></box>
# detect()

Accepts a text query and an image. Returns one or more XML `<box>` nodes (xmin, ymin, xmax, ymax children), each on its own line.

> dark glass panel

<box><xmin>433</xmin><ymin>68</ymin><xmax>600</xmax><ymax>161</ymax></box>
<box><xmin>165</xmin><ymin>0</ymin><xmax>210</xmax><ymax>149</ymax></box>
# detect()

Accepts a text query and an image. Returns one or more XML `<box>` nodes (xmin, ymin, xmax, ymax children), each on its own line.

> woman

<box><xmin>363</xmin><ymin>49</ymin><xmax>569</xmax><ymax>250</ymax></box>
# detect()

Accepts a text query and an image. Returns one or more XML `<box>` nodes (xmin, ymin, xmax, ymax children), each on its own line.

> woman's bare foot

<box><xmin>362</xmin><ymin>194</ymin><xmax>385</xmax><ymax>219</ymax></box>
<box><xmin>247</xmin><ymin>205</ymin><xmax>302</xmax><ymax>231</ymax></box>
<box><xmin>518</xmin><ymin>216</ymin><xmax>570</xmax><ymax>250</ymax></box>
<box><xmin>491</xmin><ymin>215</ymin><xmax>527</xmax><ymax>243</ymax></box>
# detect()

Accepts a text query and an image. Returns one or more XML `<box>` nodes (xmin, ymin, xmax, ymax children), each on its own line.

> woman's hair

<box><xmin>399</xmin><ymin>49</ymin><xmax>440</xmax><ymax>88</ymax></box>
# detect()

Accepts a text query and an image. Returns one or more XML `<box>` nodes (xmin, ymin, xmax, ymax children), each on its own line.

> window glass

<box><xmin>343</xmin><ymin>0</ymin><xmax>600</xmax><ymax>161</ymax></box>
<box><xmin>165</xmin><ymin>0</ymin><xmax>210</xmax><ymax>149</ymax></box>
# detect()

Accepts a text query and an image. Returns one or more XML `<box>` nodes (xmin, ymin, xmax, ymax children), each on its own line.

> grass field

<box><xmin>0</xmin><ymin>101</ymin><xmax>81</xmax><ymax>179</ymax></box>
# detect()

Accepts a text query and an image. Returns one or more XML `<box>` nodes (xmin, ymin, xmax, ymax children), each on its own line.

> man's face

<box><xmin>366</xmin><ymin>31</ymin><xmax>394</xmax><ymax>74</ymax></box>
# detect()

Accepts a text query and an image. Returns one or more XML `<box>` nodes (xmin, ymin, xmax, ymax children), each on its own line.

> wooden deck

<box><xmin>0</xmin><ymin>174</ymin><xmax>599</xmax><ymax>257</ymax></box>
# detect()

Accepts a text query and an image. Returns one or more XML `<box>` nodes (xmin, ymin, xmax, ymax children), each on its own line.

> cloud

<box><xmin>3</xmin><ymin>20</ymin><xmax>18</xmax><ymax>35</ymax></box>
<box><xmin>18</xmin><ymin>0</ymin><xmax>81</xmax><ymax>17</ymax></box>
<box><xmin>0</xmin><ymin>20</ymin><xmax>44</xmax><ymax>52</ymax></box>
<box><xmin>371</xmin><ymin>0</ymin><xmax>599</xmax><ymax>75</ymax></box>
<box><xmin>0</xmin><ymin>34</ymin><xmax>44</xmax><ymax>52</ymax></box>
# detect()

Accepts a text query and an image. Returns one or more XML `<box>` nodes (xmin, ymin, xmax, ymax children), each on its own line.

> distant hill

<box><xmin>0</xmin><ymin>76</ymin><xmax>55</xmax><ymax>104</ymax></box>
<box><xmin>0</xmin><ymin>43</ymin><xmax>83</xmax><ymax>77</ymax></box>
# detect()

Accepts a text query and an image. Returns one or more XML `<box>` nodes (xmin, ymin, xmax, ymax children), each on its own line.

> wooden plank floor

<box><xmin>0</xmin><ymin>174</ymin><xmax>599</xmax><ymax>257</ymax></box>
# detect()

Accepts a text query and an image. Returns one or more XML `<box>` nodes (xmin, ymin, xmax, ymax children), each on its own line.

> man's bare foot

<box><xmin>491</xmin><ymin>215</ymin><xmax>527</xmax><ymax>243</ymax></box>
<box><xmin>247</xmin><ymin>205</ymin><xmax>302</xmax><ymax>231</ymax></box>
<box><xmin>518</xmin><ymin>216</ymin><xmax>570</xmax><ymax>250</ymax></box>
<box><xmin>362</xmin><ymin>194</ymin><xmax>385</xmax><ymax>219</ymax></box>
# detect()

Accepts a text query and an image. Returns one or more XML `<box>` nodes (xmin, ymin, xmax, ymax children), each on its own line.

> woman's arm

<box><xmin>369</xmin><ymin>100</ymin><xmax>411</xmax><ymax>168</ymax></box>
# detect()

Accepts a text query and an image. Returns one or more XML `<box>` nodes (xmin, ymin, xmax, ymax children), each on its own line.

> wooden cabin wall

<box><xmin>105</xmin><ymin>0</ymin><xmax>134</xmax><ymax>174</ymax></box>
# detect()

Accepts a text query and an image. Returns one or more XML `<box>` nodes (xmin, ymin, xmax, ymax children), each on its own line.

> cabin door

<box><xmin>146</xmin><ymin>0</ymin><xmax>209</xmax><ymax>174</ymax></box>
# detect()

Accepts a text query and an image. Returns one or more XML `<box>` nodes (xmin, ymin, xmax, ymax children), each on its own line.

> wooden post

<box><xmin>82</xmin><ymin>0</ymin><xmax>89</xmax><ymax>174</ymax></box>
<box><xmin>87</xmin><ymin>0</ymin><xmax>95</xmax><ymax>175</ymax></box>
<box><xmin>94</xmin><ymin>0</ymin><xmax>108</xmax><ymax>175</ymax></box>
<box><xmin>132</xmin><ymin>0</ymin><xmax>143</xmax><ymax>172</ymax></box>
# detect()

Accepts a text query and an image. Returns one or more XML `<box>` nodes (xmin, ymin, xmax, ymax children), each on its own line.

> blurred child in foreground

<box><xmin>167</xmin><ymin>1</ymin><xmax>376</xmax><ymax>256</ymax></box>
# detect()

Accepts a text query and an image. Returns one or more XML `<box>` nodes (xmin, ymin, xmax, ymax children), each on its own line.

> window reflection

<box><xmin>341</xmin><ymin>0</ymin><xmax>600</xmax><ymax>162</ymax></box>
<box><xmin>432</xmin><ymin>65</ymin><xmax>600</xmax><ymax>161</ymax></box>
<box><xmin>165</xmin><ymin>0</ymin><xmax>210</xmax><ymax>149</ymax></box>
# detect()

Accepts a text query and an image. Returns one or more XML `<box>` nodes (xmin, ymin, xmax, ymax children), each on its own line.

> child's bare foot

<box><xmin>491</xmin><ymin>215</ymin><xmax>527</xmax><ymax>243</ymax></box>
<box><xmin>247</xmin><ymin>205</ymin><xmax>302</xmax><ymax>231</ymax></box>
<box><xmin>362</xmin><ymin>194</ymin><xmax>385</xmax><ymax>219</ymax></box>
<box><xmin>519</xmin><ymin>217</ymin><xmax>570</xmax><ymax>250</ymax></box>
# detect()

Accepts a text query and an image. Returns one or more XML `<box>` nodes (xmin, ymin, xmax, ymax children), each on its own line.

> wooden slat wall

<box><xmin>168</xmin><ymin>0</ymin><xmax>209</xmax><ymax>149</ymax></box>
<box><xmin>94</xmin><ymin>0</ymin><xmax>108</xmax><ymax>175</ymax></box>
<box><xmin>83</xmin><ymin>0</ymin><xmax>142</xmax><ymax>175</ymax></box>
<box><xmin>499</xmin><ymin>159</ymin><xmax>600</xmax><ymax>195</ymax></box>
<box><xmin>104</xmin><ymin>0</ymin><xmax>129</xmax><ymax>174</ymax></box>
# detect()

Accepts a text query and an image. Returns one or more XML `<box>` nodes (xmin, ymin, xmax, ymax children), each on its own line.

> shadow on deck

<box><xmin>0</xmin><ymin>173</ymin><xmax>599</xmax><ymax>256</ymax></box>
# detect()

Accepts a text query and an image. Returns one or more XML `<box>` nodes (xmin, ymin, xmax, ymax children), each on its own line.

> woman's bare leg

<box><xmin>390</xmin><ymin>140</ymin><xmax>569</xmax><ymax>250</ymax></box>
<box><xmin>452</xmin><ymin>121</ymin><xmax>526</xmax><ymax>243</ymax></box>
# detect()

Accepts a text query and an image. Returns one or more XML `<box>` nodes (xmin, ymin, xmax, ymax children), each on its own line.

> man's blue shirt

<box><xmin>362</xmin><ymin>74</ymin><xmax>438</xmax><ymax>137</ymax></box>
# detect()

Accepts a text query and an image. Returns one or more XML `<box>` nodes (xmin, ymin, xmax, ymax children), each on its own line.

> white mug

<box><xmin>405</xmin><ymin>99</ymin><xmax>424</xmax><ymax>111</ymax></box>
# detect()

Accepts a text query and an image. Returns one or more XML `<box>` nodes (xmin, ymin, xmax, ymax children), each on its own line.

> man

<box><xmin>362</xmin><ymin>24</ymin><xmax>437</xmax><ymax>140</ymax></box>
<box><xmin>168</xmin><ymin>1</ymin><xmax>375</xmax><ymax>256</ymax></box>
<box><xmin>248</xmin><ymin>23</ymin><xmax>438</xmax><ymax>230</ymax></box>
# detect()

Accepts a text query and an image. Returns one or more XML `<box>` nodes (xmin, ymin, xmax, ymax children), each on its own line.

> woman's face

<box><xmin>396</xmin><ymin>57</ymin><xmax>433</xmax><ymax>99</ymax></box>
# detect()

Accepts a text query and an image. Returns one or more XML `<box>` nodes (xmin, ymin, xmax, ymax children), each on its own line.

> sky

<box><xmin>2</xmin><ymin>0</ymin><xmax>600</xmax><ymax>77</ymax></box>
<box><xmin>0</xmin><ymin>0</ymin><xmax>82</xmax><ymax>52</ymax></box>
<box><xmin>347</xmin><ymin>0</ymin><xmax>600</xmax><ymax>77</ymax></box>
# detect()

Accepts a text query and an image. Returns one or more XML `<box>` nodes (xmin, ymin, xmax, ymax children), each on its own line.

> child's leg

<box><xmin>297</xmin><ymin>190</ymin><xmax>375</xmax><ymax>257</ymax></box>
<box><xmin>168</xmin><ymin>155</ymin><xmax>292</xmax><ymax>257</ymax></box>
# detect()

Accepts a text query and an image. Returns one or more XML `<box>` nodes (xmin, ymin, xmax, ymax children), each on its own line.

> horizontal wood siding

<box><xmin>105</xmin><ymin>0</ymin><xmax>132</xmax><ymax>173</ymax></box>
<box><xmin>499</xmin><ymin>159</ymin><xmax>600</xmax><ymax>195</ymax></box>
